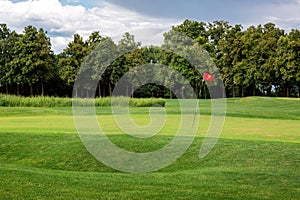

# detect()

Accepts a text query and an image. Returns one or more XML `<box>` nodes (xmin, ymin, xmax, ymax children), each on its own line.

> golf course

<box><xmin>0</xmin><ymin>97</ymin><xmax>299</xmax><ymax>199</ymax></box>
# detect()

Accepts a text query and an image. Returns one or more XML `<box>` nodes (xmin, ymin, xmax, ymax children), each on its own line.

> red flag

<box><xmin>203</xmin><ymin>72</ymin><xmax>214</xmax><ymax>82</ymax></box>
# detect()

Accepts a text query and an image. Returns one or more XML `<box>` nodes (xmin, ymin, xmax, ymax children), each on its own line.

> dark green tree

<box><xmin>217</xmin><ymin>24</ymin><xmax>243</xmax><ymax>97</ymax></box>
<box><xmin>7</xmin><ymin>26</ymin><xmax>53</xmax><ymax>95</ymax></box>
<box><xmin>58</xmin><ymin>33</ymin><xmax>88</xmax><ymax>96</ymax></box>
<box><xmin>0</xmin><ymin>24</ymin><xmax>16</xmax><ymax>94</ymax></box>
<box><xmin>258</xmin><ymin>23</ymin><xmax>285</xmax><ymax>96</ymax></box>
<box><xmin>276</xmin><ymin>29</ymin><xmax>300</xmax><ymax>97</ymax></box>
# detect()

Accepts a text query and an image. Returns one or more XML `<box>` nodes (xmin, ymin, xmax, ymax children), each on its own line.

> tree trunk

<box><xmin>239</xmin><ymin>85</ymin><xmax>244</xmax><ymax>97</ymax></box>
<box><xmin>30</xmin><ymin>85</ymin><xmax>33</xmax><ymax>96</ymax></box>
<box><xmin>252</xmin><ymin>84</ymin><xmax>256</xmax><ymax>96</ymax></box>
<box><xmin>75</xmin><ymin>88</ymin><xmax>78</xmax><ymax>97</ymax></box>
<box><xmin>131</xmin><ymin>85</ymin><xmax>134</xmax><ymax>98</ymax></box>
<box><xmin>232</xmin><ymin>84</ymin><xmax>235</xmax><ymax>98</ymax></box>
<box><xmin>17</xmin><ymin>84</ymin><xmax>20</xmax><ymax>96</ymax></box>
<box><xmin>298</xmin><ymin>85</ymin><xmax>300</xmax><ymax>98</ymax></box>
<box><xmin>267</xmin><ymin>86</ymin><xmax>271</xmax><ymax>97</ymax></box>
<box><xmin>242</xmin><ymin>86</ymin><xmax>244</xmax><ymax>97</ymax></box>
<box><xmin>6</xmin><ymin>85</ymin><xmax>8</xmax><ymax>94</ymax></box>
<box><xmin>103</xmin><ymin>84</ymin><xmax>106</xmax><ymax>97</ymax></box>
<box><xmin>109</xmin><ymin>82</ymin><xmax>112</xmax><ymax>97</ymax></box>
<box><xmin>98</xmin><ymin>82</ymin><xmax>101</xmax><ymax>98</ymax></box>
<box><xmin>41</xmin><ymin>82</ymin><xmax>44</xmax><ymax>96</ymax></box>
<box><xmin>286</xmin><ymin>84</ymin><xmax>289</xmax><ymax>98</ymax></box>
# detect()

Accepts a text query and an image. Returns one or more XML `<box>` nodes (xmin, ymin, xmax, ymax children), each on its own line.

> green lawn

<box><xmin>0</xmin><ymin>97</ymin><xmax>299</xmax><ymax>199</ymax></box>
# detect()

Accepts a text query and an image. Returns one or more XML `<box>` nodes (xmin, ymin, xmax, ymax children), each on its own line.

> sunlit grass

<box><xmin>0</xmin><ymin>97</ymin><xmax>299</xmax><ymax>199</ymax></box>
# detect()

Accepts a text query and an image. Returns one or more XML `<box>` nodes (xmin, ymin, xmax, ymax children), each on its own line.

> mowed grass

<box><xmin>0</xmin><ymin>97</ymin><xmax>299</xmax><ymax>199</ymax></box>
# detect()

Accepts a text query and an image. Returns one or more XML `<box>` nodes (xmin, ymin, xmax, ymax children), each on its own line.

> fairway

<box><xmin>0</xmin><ymin>97</ymin><xmax>299</xmax><ymax>199</ymax></box>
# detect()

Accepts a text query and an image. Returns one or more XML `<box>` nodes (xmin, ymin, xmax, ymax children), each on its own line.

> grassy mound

<box><xmin>0</xmin><ymin>132</ymin><xmax>299</xmax><ymax>199</ymax></box>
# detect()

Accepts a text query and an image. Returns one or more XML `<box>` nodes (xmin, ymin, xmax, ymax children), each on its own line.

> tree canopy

<box><xmin>0</xmin><ymin>20</ymin><xmax>299</xmax><ymax>98</ymax></box>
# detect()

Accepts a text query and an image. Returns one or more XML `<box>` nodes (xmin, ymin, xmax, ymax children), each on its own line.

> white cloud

<box><xmin>0</xmin><ymin>0</ymin><xmax>181</xmax><ymax>52</ymax></box>
<box><xmin>2</xmin><ymin>0</ymin><xmax>299</xmax><ymax>53</ymax></box>
<box><xmin>51</xmin><ymin>36</ymin><xmax>73</xmax><ymax>54</ymax></box>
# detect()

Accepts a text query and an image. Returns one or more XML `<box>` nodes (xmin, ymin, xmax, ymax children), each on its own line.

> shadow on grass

<box><xmin>0</xmin><ymin>133</ymin><xmax>298</xmax><ymax>174</ymax></box>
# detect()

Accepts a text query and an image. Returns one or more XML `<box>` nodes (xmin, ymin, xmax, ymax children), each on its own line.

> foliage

<box><xmin>0</xmin><ymin>22</ymin><xmax>300</xmax><ymax>98</ymax></box>
<box><xmin>6</xmin><ymin>26</ymin><xmax>54</xmax><ymax>96</ymax></box>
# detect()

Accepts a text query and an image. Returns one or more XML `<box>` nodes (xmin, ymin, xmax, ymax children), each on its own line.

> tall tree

<box><xmin>171</xmin><ymin>20</ymin><xmax>214</xmax><ymax>53</ymax></box>
<box><xmin>86</xmin><ymin>31</ymin><xmax>105</xmax><ymax>53</ymax></box>
<box><xmin>58</xmin><ymin>33</ymin><xmax>88</xmax><ymax>96</ymax></box>
<box><xmin>217</xmin><ymin>24</ymin><xmax>243</xmax><ymax>97</ymax></box>
<box><xmin>36</xmin><ymin>28</ymin><xmax>55</xmax><ymax>95</ymax></box>
<box><xmin>7</xmin><ymin>26</ymin><xmax>53</xmax><ymax>95</ymax></box>
<box><xmin>83</xmin><ymin>37</ymin><xmax>118</xmax><ymax>97</ymax></box>
<box><xmin>0</xmin><ymin>24</ymin><xmax>15</xmax><ymax>93</ymax></box>
<box><xmin>276</xmin><ymin>29</ymin><xmax>300</xmax><ymax>97</ymax></box>
<box><xmin>239</xmin><ymin>25</ymin><xmax>263</xmax><ymax>96</ymax></box>
<box><xmin>258</xmin><ymin>23</ymin><xmax>285</xmax><ymax>96</ymax></box>
<box><xmin>207</xmin><ymin>20</ymin><xmax>232</xmax><ymax>56</ymax></box>
<box><xmin>172</xmin><ymin>20</ymin><xmax>207</xmax><ymax>40</ymax></box>
<box><xmin>111</xmin><ymin>32</ymin><xmax>143</xmax><ymax>97</ymax></box>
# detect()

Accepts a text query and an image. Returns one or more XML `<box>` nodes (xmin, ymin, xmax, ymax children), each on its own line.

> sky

<box><xmin>1</xmin><ymin>0</ymin><xmax>300</xmax><ymax>53</ymax></box>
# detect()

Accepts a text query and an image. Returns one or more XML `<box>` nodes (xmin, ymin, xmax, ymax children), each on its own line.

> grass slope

<box><xmin>0</xmin><ymin>97</ymin><xmax>299</xmax><ymax>199</ymax></box>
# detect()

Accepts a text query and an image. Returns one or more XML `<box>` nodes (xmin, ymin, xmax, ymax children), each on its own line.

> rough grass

<box><xmin>0</xmin><ymin>94</ymin><xmax>165</xmax><ymax>107</ymax></box>
<box><xmin>0</xmin><ymin>97</ymin><xmax>299</xmax><ymax>199</ymax></box>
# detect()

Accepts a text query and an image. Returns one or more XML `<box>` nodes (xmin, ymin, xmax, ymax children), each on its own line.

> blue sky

<box><xmin>1</xmin><ymin>0</ymin><xmax>300</xmax><ymax>52</ymax></box>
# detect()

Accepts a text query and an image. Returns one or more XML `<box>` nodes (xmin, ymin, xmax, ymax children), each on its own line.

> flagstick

<box><xmin>193</xmin><ymin>79</ymin><xmax>204</xmax><ymax>127</ymax></box>
<box><xmin>193</xmin><ymin>72</ymin><xmax>215</xmax><ymax>127</ymax></box>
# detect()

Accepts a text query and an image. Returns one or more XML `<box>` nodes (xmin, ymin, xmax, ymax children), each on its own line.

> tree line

<box><xmin>0</xmin><ymin>20</ymin><xmax>299</xmax><ymax>98</ymax></box>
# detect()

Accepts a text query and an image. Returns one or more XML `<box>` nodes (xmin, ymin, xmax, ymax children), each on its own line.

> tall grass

<box><xmin>0</xmin><ymin>94</ymin><xmax>165</xmax><ymax>107</ymax></box>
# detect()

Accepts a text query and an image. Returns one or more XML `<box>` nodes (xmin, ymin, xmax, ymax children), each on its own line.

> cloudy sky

<box><xmin>1</xmin><ymin>0</ymin><xmax>300</xmax><ymax>53</ymax></box>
